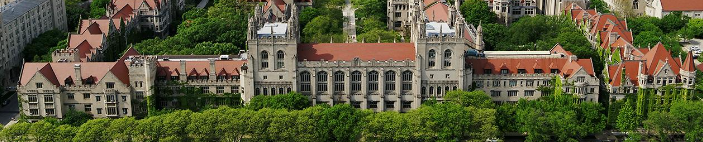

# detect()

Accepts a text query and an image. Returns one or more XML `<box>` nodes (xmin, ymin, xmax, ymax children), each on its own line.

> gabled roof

<box><xmin>297</xmin><ymin>43</ymin><xmax>416</xmax><ymax>61</ymax></box>
<box><xmin>643</xmin><ymin>43</ymin><xmax>681</xmax><ymax>75</ymax></box>
<box><xmin>20</xmin><ymin>62</ymin><xmax>131</xmax><ymax>86</ymax></box>
<box><xmin>264</xmin><ymin>0</ymin><xmax>286</xmax><ymax>13</ymax></box>
<box><xmin>608</xmin><ymin>61</ymin><xmax>641</xmax><ymax>87</ymax></box>
<box><xmin>156</xmin><ymin>60</ymin><xmax>246</xmax><ymax>80</ymax></box>
<box><xmin>111</xmin><ymin>0</ymin><xmax>161</xmax><ymax>11</ymax></box>
<box><xmin>119</xmin><ymin>47</ymin><xmax>141</xmax><ymax>61</ymax></box>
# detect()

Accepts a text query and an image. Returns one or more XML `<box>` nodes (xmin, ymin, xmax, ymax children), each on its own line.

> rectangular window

<box><xmin>136</xmin><ymin>91</ymin><xmax>144</xmax><ymax>99</ymax></box>
<box><xmin>368</xmin><ymin>83</ymin><xmax>378</xmax><ymax>91</ymax></box>
<box><xmin>508</xmin><ymin>90</ymin><xmax>518</xmax><ymax>97</ymax></box>
<box><xmin>231</xmin><ymin>86</ymin><xmax>240</xmax><ymax>93</ymax></box>
<box><xmin>122</xmin><ymin>96</ymin><xmax>127</xmax><ymax>102</ymax></box>
<box><xmin>335</xmin><ymin>83</ymin><xmax>344</xmax><ymax>92</ymax></box>
<box><xmin>385</xmin><ymin>83</ymin><xmax>395</xmax><ymax>91</ymax></box>
<box><xmin>96</xmin><ymin>96</ymin><xmax>101</xmax><ymax>102</ymax></box>
<box><xmin>317</xmin><ymin>83</ymin><xmax>328</xmax><ymax>92</ymax></box>
<box><xmin>526</xmin><ymin>80</ymin><xmax>534</xmax><ymax>86</ymax></box>
<box><xmin>501</xmin><ymin>69</ymin><xmax>509</xmax><ymax>74</ymax></box>
<box><xmin>108</xmin><ymin>107</ymin><xmax>117</xmax><ymax>115</ymax></box>
<box><xmin>301</xmin><ymin>83</ymin><xmax>311</xmax><ymax>92</ymax></box>
<box><xmin>577</xmin><ymin>76</ymin><xmax>585</xmax><ymax>82</ymax></box>
<box><xmin>106</xmin><ymin>82</ymin><xmax>115</xmax><ymax>89</ymax></box>
<box><xmin>525</xmin><ymin>90</ymin><xmax>535</xmax><ymax>96</ymax></box>
<box><xmin>44</xmin><ymin>95</ymin><xmax>53</xmax><ymax>102</ymax></box>
<box><xmin>106</xmin><ymin>95</ymin><xmax>116</xmax><ymax>102</ymax></box>
<box><xmin>68</xmin><ymin>104</ymin><xmax>75</xmax><ymax>110</ymax></box>
<box><xmin>369</xmin><ymin>101</ymin><xmax>378</xmax><ymax>108</ymax></box>
<box><xmin>216</xmin><ymin>86</ymin><xmax>225</xmax><ymax>93</ymax></box>
<box><xmin>534</xmin><ymin>69</ymin><xmax>543</xmax><ymax>74</ymax></box>
<box><xmin>551</xmin><ymin>69</ymin><xmax>559</xmax><ymax>74</ymax></box>
<box><xmin>352</xmin><ymin>101</ymin><xmax>361</xmax><ymax>108</ymax></box>
<box><xmin>492</xmin><ymin>80</ymin><xmax>500</xmax><ymax>87</ymax></box>
<box><xmin>30</xmin><ymin>109</ymin><xmax>39</xmax><ymax>115</ymax></box>
<box><xmin>517</xmin><ymin>69</ymin><xmax>526</xmax><ymax>74</ymax></box>
<box><xmin>67</xmin><ymin>93</ymin><xmax>74</xmax><ymax>100</ymax></box>
<box><xmin>85</xmin><ymin>105</ymin><xmax>92</xmax><ymax>112</ymax></box>
<box><xmin>509</xmin><ymin>80</ymin><xmax>517</xmax><ymax>87</ymax></box>
<box><xmin>36</xmin><ymin>83</ymin><xmax>43</xmax><ymax>89</ymax></box>
<box><xmin>395</xmin><ymin>12</ymin><xmax>401</xmax><ymax>17</ymax></box>
<box><xmin>45</xmin><ymin>109</ymin><xmax>55</xmax><ymax>115</ymax></box>
<box><xmin>490</xmin><ymin>91</ymin><xmax>501</xmax><ymax>97</ymax></box>
<box><xmin>484</xmin><ymin>69</ymin><xmax>492</xmax><ymax>74</ymax></box>
<box><xmin>201</xmin><ymin>86</ymin><xmax>210</xmax><ymax>93</ymax></box>
<box><xmin>28</xmin><ymin>95</ymin><xmax>38</xmax><ymax>103</ymax></box>
<box><xmin>402</xmin><ymin>101</ymin><xmax>412</xmax><ymax>108</ymax></box>
<box><xmin>83</xmin><ymin>93</ymin><xmax>90</xmax><ymax>99</ymax></box>
<box><xmin>123</xmin><ymin>108</ymin><xmax>128</xmax><ymax>114</ymax></box>
<box><xmin>385</xmin><ymin>101</ymin><xmax>395</xmax><ymax>108</ymax></box>
<box><xmin>351</xmin><ymin>83</ymin><xmax>361</xmax><ymax>91</ymax></box>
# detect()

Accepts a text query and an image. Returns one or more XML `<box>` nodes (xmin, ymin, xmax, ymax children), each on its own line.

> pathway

<box><xmin>342</xmin><ymin>0</ymin><xmax>357</xmax><ymax>42</ymax></box>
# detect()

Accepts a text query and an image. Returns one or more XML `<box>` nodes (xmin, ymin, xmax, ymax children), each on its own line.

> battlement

<box><xmin>52</xmin><ymin>49</ymin><xmax>80</xmax><ymax>62</ymax></box>
<box><xmin>247</xmin><ymin>4</ymin><xmax>299</xmax><ymax>41</ymax></box>
<box><xmin>126</xmin><ymin>55</ymin><xmax>157</xmax><ymax>67</ymax></box>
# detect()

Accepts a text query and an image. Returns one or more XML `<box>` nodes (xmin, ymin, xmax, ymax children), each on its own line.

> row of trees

<box><xmin>133</xmin><ymin>0</ymin><xmax>247</xmax><ymax>55</ymax></box>
<box><xmin>1</xmin><ymin>90</ymin><xmax>502</xmax><ymax>142</ymax></box>
<box><xmin>614</xmin><ymin>96</ymin><xmax>703</xmax><ymax>141</ymax></box>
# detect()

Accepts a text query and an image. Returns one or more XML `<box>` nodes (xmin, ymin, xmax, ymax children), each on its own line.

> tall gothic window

<box><xmin>300</xmin><ymin>72</ymin><xmax>311</xmax><ymax>92</ymax></box>
<box><xmin>444</xmin><ymin>49</ymin><xmax>452</xmax><ymax>67</ymax></box>
<box><xmin>428</xmin><ymin>49</ymin><xmax>436</xmax><ymax>67</ymax></box>
<box><xmin>402</xmin><ymin>71</ymin><xmax>412</xmax><ymax>91</ymax></box>
<box><xmin>276</xmin><ymin>50</ymin><xmax>284</xmax><ymax>69</ymax></box>
<box><xmin>261</xmin><ymin>51</ymin><xmax>269</xmax><ymax>69</ymax></box>
<box><xmin>317</xmin><ymin>71</ymin><xmax>328</xmax><ymax>92</ymax></box>
<box><xmin>334</xmin><ymin>71</ymin><xmax>345</xmax><ymax>92</ymax></box>
<box><xmin>368</xmin><ymin>71</ymin><xmax>379</xmax><ymax>91</ymax></box>
<box><xmin>351</xmin><ymin>71</ymin><xmax>362</xmax><ymax>92</ymax></box>
<box><xmin>385</xmin><ymin>71</ymin><xmax>396</xmax><ymax>91</ymax></box>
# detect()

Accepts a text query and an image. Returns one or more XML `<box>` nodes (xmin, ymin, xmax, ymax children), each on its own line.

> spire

<box><xmin>682</xmin><ymin>51</ymin><xmax>696</xmax><ymax>72</ymax></box>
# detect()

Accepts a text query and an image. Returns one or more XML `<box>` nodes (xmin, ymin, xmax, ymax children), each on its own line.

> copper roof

<box><xmin>297</xmin><ymin>43</ymin><xmax>416</xmax><ymax>61</ymax></box>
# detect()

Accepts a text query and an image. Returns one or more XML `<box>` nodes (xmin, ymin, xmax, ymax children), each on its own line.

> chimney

<box><xmin>179</xmin><ymin>60</ymin><xmax>186</xmax><ymax>81</ymax></box>
<box><xmin>209</xmin><ymin>58</ymin><xmax>216</xmax><ymax>80</ymax></box>
<box><xmin>74</xmin><ymin>64</ymin><xmax>82</xmax><ymax>85</ymax></box>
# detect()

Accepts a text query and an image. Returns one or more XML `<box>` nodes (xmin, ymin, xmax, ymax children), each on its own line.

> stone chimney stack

<box><xmin>209</xmin><ymin>58</ymin><xmax>216</xmax><ymax>80</ymax></box>
<box><xmin>74</xmin><ymin>64</ymin><xmax>82</xmax><ymax>85</ymax></box>
<box><xmin>180</xmin><ymin>60</ymin><xmax>187</xmax><ymax>81</ymax></box>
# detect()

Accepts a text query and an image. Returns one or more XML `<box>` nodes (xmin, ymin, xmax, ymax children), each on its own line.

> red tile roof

<box><xmin>643</xmin><ymin>43</ymin><xmax>681</xmax><ymax>75</ymax></box>
<box><xmin>119</xmin><ymin>47</ymin><xmax>141</xmax><ymax>61</ymax></box>
<box><xmin>264</xmin><ymin>0</ymin><xmax>286</xmax><ymax>12</ymax></box>
<box><xmin>682</xmin><ymin>51</ymin><xmax>696</xmax><ymax>72</ymax></box>
<box><xmin>424</xmin><ymin>2</ymin><xmax>449</xmax><ymax>22</ymax></box>
<box><xmin>660</xmin><ymin>0</ymin><xmax>703</xmax><ymax>11</ymax></box>
<box><xmin>297</xmin><ymin>43</ymin><xmax>416</xmax><ymax>61</ymax></box>
<box><xmin>20</xmin><ymin>62</ymin><xmax>131</xmax><ymax>86</ymax></box>
<box><xmin>156</xmin><ymin>60</ymin><xmax>246</xmax><ymax>80</ymax></box>
<box><xmin>111</xmin><ymin>0</ymin><xmax>162</xmax><ymax>11</ymax></box>
<box><xmin>608</xmin><ymin>61</ymin><xmax>641</xmax><ymax>86</ymax></box>
<box><xmin>466</xmin><ymin>58</ymin><xmax>595</xmax><ymax>77</ymax></box>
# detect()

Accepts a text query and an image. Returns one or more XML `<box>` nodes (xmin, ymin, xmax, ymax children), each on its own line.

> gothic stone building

<box><xmin>17</xmin><ymin>2</ymin><xmax>599</xmax><ymax>120</ymax></box>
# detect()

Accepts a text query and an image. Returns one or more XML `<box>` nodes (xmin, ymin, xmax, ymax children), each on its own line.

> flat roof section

<box><xmin>257</xmin><ymin>22</ymin><xmax>288</xmax><ymax>37</ymax></box>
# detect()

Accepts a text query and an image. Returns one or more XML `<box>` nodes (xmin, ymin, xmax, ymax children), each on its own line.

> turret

<box><xmin>475</xmin><ymin>22</ymin><xmax>484</xmax><ymax>51</ymax></box>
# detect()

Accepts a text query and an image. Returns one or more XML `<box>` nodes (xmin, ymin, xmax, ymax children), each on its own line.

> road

<box><xmin>342</xmin><ymin>0</ymin><xmax>357</xmax><ymax>42</ymax></box>
<box><xmin>682</xmin><ymin>38</ymin><xmax>702</xmax><ymax>65</ymax></box>
<box><xmin>196</xmin><ymin>0</ymin><xmax>209</xmax><ymax>9</ymax></box>
<box><xmin>0</xmin><ymin>93</ymin><xmax>19</xmax><ymax>126</ymax></box>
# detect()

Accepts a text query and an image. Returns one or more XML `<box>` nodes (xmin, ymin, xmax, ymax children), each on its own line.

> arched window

<box><xmin>334</xmin><ymin>71</ymin><xmax>345</xmax><ymax>92</ymax></box>
<box><xmin>276</xmin><ymin>50</ymin><xmax>284</xmax><ymax>69</ymax></box>
<box><xmin>421</xmin><ymin>87</ymin><xmax>426</xmax><ymax>95</ymax></box>
<box><xmin>428</xmin><ymin>49</ymin><xmax>436</xmax><ymax>67</ymax></box>
<box><xmin>444</xmin><ymin>49</ymin><xmax>452</xmax><ymax>67</ymax></box>
<box><xmin>368</xmin><ymin>71</ymin><xmax>379</xmax><ymax>91</ymax></box>
<box><xmin>436</xmin><ymin>87</ymin><xmax>442</xmax><ymax>95</ymax></box>
<box><xmin>385</xmin><ymin>71</ymin><xmax>396</xmax><ymax>91</ymax></box>
<box><xmin>300</xmin><ymin>72</ymin><xmax>311</xmax><ymax>92</ymax></box>
<box><xmin>452</xmin><ymin>86</ymin><xmax>457</xmax><ymax>91</ymax></box>
<box><xmin>445</xmin><ymin>86</ymin><xmax>450</xmax><ymax>94</ymax></box>
<box><xmin>263</xmin><ymin>87</ymin><xmax>268</xmax><ymax>95</ymax></box>
<box><xmin>402</xmin><ymin>71</ymin><xmax>412</xmax><ymax>91</ymax></box>
<box><xmin>429</xmin><ymin>86</ymin><xmax>434</xmax><ymax>95</ymax></box>
<box><xmin>351</xmin><ymin>71</ymin><xmax>362</xmax><ymax>92</ymax></box>
<box><xmin>317</xmin><ymin>71</ymin><xmax>328</xmax><ymax>92</ymax></box>
<box><xmin>279</xmin><ymin>88</ymin><xmax>284</xmax><ymax>95</ymax></box>
<box><xmin>255</xmin><ymin>88</ymin><xmax>260</xmax><ymax>95</ymax></box>
<box><xmin>261</xmin><ymin>51</ymin><xmax>269</xmax><ymax>69</ymax></box>
<box><xmin>271</xmin><ymin>88</ymin><xmax>276</xmax><ymax>95</ymax></box>
<box><xmin>287</xmin><ymin>87</ymin><xmax>292</xmax><ymax>93</ymax></box>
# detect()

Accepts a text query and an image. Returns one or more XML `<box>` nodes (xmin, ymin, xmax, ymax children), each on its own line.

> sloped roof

<box><xmin>155</xmin><ymin>60</ymin><xmax>246</xmax><ymax>79</ymax></box>
<box><xmin>643</xmin><ymin>43</ymin><xmax>681</xmax><ymax>75</ymax></box>
<box><xmin>111</xmin><ymin>0</ymin><xmax>161</xmax><ymax>11</ymax></box>
<box><xmin>20</xmin><ymin>62</ymin><xmax>131</xmax><ymax>86</ymax></box>
<box><xmin>660</xmin><ymin>0</ymin><xmax>703</xmax><ymax>11</ymax></box>
<box><xmin>119</xmin><ymin>47</ymin><xmax>141</xmax><ymax>61</ymax></box>
<box><xmin>424</xmin><ymin>2</ymin><xmax>449</xmax><ymax>22</ymax></box>
<box><xmin>297</xmin><ymin>43</ymin><xmax>416</xmax><ymax>61</ymax></box>
<box><xmin>609</xmin><ymin>61</ymin><xmax>641</xmax><ymax>86</ymax></box>
<box><xmin>682</xmin><ymin>51</ymin><xmax>696</xmax><ymax>72</ymax></box>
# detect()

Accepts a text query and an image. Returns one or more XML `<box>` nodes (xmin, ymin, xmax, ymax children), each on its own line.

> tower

<box><xmin>244</xmin><ymin>4</ymin><xmax>300</xmax><ymax>101</ymax></box>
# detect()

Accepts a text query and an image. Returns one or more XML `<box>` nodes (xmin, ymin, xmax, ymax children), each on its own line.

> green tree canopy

<box><xmin>460</xmin><ymin>0</ymin><xmax>497</xmax><ymax>24</ymax></box>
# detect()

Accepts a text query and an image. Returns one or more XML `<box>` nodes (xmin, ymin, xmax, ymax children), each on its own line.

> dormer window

<box><xmin>551</xmin><ymin>69</ymin><xmax>559</xmax><ymax>74</ymax></box>
<box><xmin>484</xmin><ymin>69</ymin><xmax>492</xmax><ymax>74</ymax></box>
<box><xmin>517</xmin><ymin>69</ymin><xmax>527</xmax><ymax>74</ymax></box>
<box><xmin>64</xmin><ymin>78</ymin><xmax>74</xmax><ymax>86</ymax></box>
<box><xmin>534</xmin><ymin>69</ymin><xmax>543</xmax><ymax>74</ymax></box>
<box><xmin>501</xmin><ymin>69</ymin><xmax>509</xmax><ymax>74</ymax></box>
<box><xmin>218</xmin><ymin>75</ymin><xmax>226</xmax><ymax>80</ymax></box>
<box><xmin>85</xmin><ymin>78</ymin><xmax>95</xmax><ymax>85</ymax></box>
<box><xmin>171</xmin><ymin>76</ymin><xmax>180</xmax><ymax>80</ymax></box>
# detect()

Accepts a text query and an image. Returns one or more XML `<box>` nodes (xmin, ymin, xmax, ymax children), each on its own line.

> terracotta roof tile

<box><xmin>156</xmin><ymin>60</ymin><xmax>245</xmax><ymax>80</ymax></box>
<box><xmin>424</xmin><ymin>2</ymin><xmax>449</xmax><ymax>22</ymax></box>
<box><xmin>297</xmin><ymin>43</ymin><xmax>416</xmax><ymax>61</ymax></box>
<box><xmin>682</xmin><ymin>51</ymin><xmax>696</xmax><ymax>72</ymax></box>
<box><xmin>20</xmin><ymin>62</ymin><xmax>131</xmax><ymax>86</ymax></box>
<box><xmin>660</xmin><ymin>0</ymin><xmax>703</xmax><ymax>11</ymax></box>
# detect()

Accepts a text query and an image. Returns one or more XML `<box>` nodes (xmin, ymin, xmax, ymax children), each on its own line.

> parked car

<box><xmin>691</xmin><ymin>46</ymin><xmax>700</xmax><ymax>51</ymax></box>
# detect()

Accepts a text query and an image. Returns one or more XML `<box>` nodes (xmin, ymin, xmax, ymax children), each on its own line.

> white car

<box><xmin>692</xmin><ymin>46</ymin><xmax>700</xmax><ymax>51</ymax></box>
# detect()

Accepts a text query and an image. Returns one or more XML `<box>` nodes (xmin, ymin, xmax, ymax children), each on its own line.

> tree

<box><xmin>356</xmin><ymin>29</ymin><xmax>402</xmax><ymax>43</ymax></box>
<box><xmin>616</xmin><ymin>100</ymin><xmax>638</xmax><ymax>131</ymax></box>
<box><xmin>613</xmin><ymin>0</ymin><xmax>635</xmax><ymax>18</ymax></box>
<box><xmin>353</xmin><ymin>0</ymin><xmax>387</xmax><ymax>22</ymax></box>
<box><xmin>445</xmin><ymin>90</ymin><xmax>494</xmax><ymax>109</ymax></box>
<box><xmin>89</xmin><ymin>0</ymin><xmax>111</xmax><ymax>18</ymax></box>
<box><xmin>363</xmin><ymin>111</ymin><xmax>414</xmax><ymax>141</ymax></box>
<box><xmin>22</xmin><ymin>30</ymin><xmax>67</xmax><ymax>62</ymax></box>
<box><xmin>357</xmin><ymin>18</ymin><xmax>385</xmax><ymax>34</ymax></box>
<box><xmin>66</xmin><ymin>0</ymin><xmax>89</xmax><ymax>32</ymax></box>
<box><xmin>73</xmin><ymin>119</ymin><xmax>112</xmax><ymax>142</ymax></box>
<box><xmin>303</xmin><ymin>16</ymin><xmax>344</xmax><ymax>42</ymax></box>
<box><xmin>0</xmin><ymin>122</ymin><xmax>31</xmax><ymax>141</ymax></box>
<box><xmin>669</xmin><ymin>101</ymin><xmax>703</xmax><ymax>141</ymax></box>
<box><xmin>660</xmin><ymin>11</ymin><xmax>690</xmax><ymax>34</ymax></box>
<box><xmin>588</xmin><ymin>0</ymin><xmax>611</xmax><ymax>13</ymax></box>
<box><xmin>105</xmin><ymin>117</ymin><xmax>137</xmax><ymax>141</ymax></box>
<box><xmin>411</xmin><ymin>103</ymin><xmax>498</xmax><ymax>141</ymax></box>
<box><xmin>683</xmin><ymin>18</ymin><xmax>703</xmax><ymax>38</ymax></box>
<box><xmin>320</xmin><ymin>104</ymin><xmax>368</xmax><ymax>142</ymax></box>
<box><xmin>247</xmin><ymin>92</ymin><xmax>311</xmax><ymax>110</ymax></box>
<box><xmin>460</xmin><ymin>0</ymin><xmax>497</xmax><ymax>24</ymax></box>
<box><xmin>60</xmin><ymin>110</ymin><xmax>93</xmax><ymax>126</ymax></box>
<box><xmin>643</xmin><ymin>111</ymin><xmax>682</xmax><ymax>141</ymax></box>
<box><xmin>481</xmin><ymin>23</ymin><xmax>507</xmax><ymax>51</ymax></box>
<box><xmin>633</xmin><ymin>31</ymin><xmax>683</xmax><ymax>56</ymax></box>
